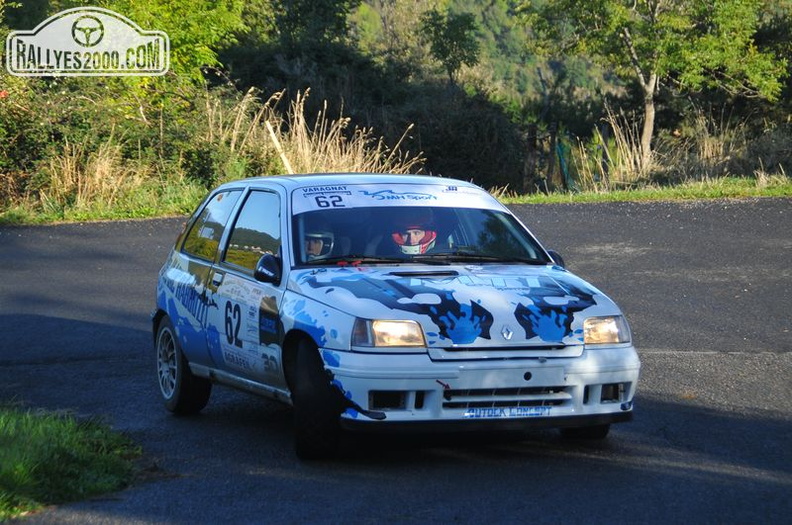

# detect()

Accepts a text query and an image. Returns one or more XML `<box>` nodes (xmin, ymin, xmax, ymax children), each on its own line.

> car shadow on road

<box><xmin>135</xmin><ymin>392</ymin><xmax>791</xmax><ymax>524</ymax></box>
<box><xmin>4</xmin><ymin>314</ymin><xmax>791</xmax><ymax>524</ymax></box>
<box><xmin>3</xmin><ymin>314</ymin><xmax>789</xmax><ymax>488</ymax></box>
<box><xmin>325</xmin><ymin>395</ymin><xmax>792</xmax><ymax>490</ymax></box>
<box><xmin>0</xmin><ymin>314</ymin><xmax>151</xmax><ymax>416</ymax></box>
<box><xmin>0</xmin><ymin>313</ymin><xmax>150</xmax><ymax>363</ymax></box>
<box><xmin>152</xmin><ymin>373</ymin><xmax>792</xmax><ymax>492</ymax></box>
<box><xmin>3</xmin><ymin>314</ymin><xmax>789</xmax><ymax>483</ymax></box>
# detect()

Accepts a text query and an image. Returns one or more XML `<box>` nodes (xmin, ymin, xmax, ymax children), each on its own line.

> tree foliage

<box><xmin>0</xmin><ymin>0</ymin><xmax>16</xmax><ymax>26</ymax></box>
<box><xmin>272</xmin><ymin>0</ymin><xmax>361</xmax><ymax>47</ymax></box>
<box><xmin>420</xmin><ymin>8</ymin><xmax>481</xmax><ymax>84</ymax></box>
<box><xmin>351</xmin><ymin>0</ymin><xmax>436</xmax><ymax>82</ymax></box>
<box><xmin>103</xmin><ymin>0</ymin><xmax>247</xmax><ymax>83</ymax></box>
<box><xmin>518</xmin><ymin>0</ymin><xmax>789</xmax><ymax>170</ymax></box>
<box><xmin>520</xmin><ymin>0</ymin><xmax>786</xmax><ymax>98</ymax></box>
<box><xmin>2</xmin><ymin>0</ymin><xmax>791</xmax><ymax>205</ymax></box>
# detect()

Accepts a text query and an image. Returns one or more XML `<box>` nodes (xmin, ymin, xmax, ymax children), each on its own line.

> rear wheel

<box><xmin>292</xmin><ymin>339</ymin><xmax>343</xmax><ymax>460</ymax></box>
<box><xmin>560</xmin><ymin>423</ymin><xmax>611</xmax><ymax>440</ymax></box>
<box><xmin>156</xmin><ymin>316</ymin><xmax>211</xmax><ymax>415</ymax></box>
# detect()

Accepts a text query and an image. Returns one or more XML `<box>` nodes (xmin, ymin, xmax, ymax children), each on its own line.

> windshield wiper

<box><xmin>307</xmin><ymin>253</ymin><xmax>550</xmax><ymax>266</ymax></box>
<box><xmin>305</xmin><ymin>255</ymin><xmax>406</xmax><ymax>265</ymax></box>
<box><xmin>412</xmin><ymin>252</ymin><xmax>549</xmax><ymax>264</ymax></box>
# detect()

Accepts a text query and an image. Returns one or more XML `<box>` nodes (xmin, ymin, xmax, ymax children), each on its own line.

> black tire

<box><xmin>292</xmin><ymin>339</ymin><xmax>343</xmax><ymax>460</ymax></box>
<box><xmin>560</xmin><ymin>423</ymin><xmax>611</xmax><ymax>440</ymax></box>
<box><xmin>156</xmin><ymin>316</ymin><xmax>211</xmax><ymax>415</ymax></box>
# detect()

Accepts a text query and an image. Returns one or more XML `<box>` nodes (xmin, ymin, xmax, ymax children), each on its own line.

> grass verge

<box><xmin>2</xmin><ymin>175</ymin><xmax>790</xmax><ymax>226</ymax></box>
<box><xmin>0</xmin><ymin>406</ymin><xmax>140</xmax><ymax>521</ymax></box>
<box><xmin>497</xmin><ymin>176</ymin><xmax>792</xmax><ymax>205</ymax></box>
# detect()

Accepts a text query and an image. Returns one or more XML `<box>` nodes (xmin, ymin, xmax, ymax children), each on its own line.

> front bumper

<box><xmin>340</xmin><ymin>412</ymin><xmax>633</xmax><ymax>434</ymax></box>
<box><xmin>321</xmin><ymin>345</ymin><xmax>640</xmax><ymax>433</ymax></box>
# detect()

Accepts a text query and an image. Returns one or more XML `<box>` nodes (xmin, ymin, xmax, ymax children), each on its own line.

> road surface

<box><xmin>1</xmin><ymin>198</ymin><xmax>790</xmax><ymax>524</ymax></box>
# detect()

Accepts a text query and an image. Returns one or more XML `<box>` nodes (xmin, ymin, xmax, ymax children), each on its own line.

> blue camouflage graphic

<box><xmin>297</xmin><ymin>267</ymin><xmax>601</xmax><ymax>346</ymax></box>
<box><xmin>284</xmin><ymin>298</ymin><xmax>328</xmax><ymax>346</ymax></box>
<box><xmin>163</xmin><ymin>292</ymin><xmax>216</xmax><ymax>354</ymax></box>
<box><xmin>302</xmin><ymin>271</ymin><xmax>493</xmax><ymax>344</ymax></box>
<box><xmin>513</xmin><ymin>276</ymin><xmax>597</xmax><ymax>343</ymax></box>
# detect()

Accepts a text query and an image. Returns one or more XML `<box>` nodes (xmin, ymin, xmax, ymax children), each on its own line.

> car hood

<box><xmin>289</xmin><ymin>264</ymin><xmax>620</xmax><ymax>348</ymax></box>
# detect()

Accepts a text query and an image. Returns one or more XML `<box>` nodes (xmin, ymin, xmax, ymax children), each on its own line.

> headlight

<box><xmin>583</xmin><ymin>316</ymin><xmax>631</xmax><ymax>345</ymax></box>
<box><xmin>352</xmin><ymin>318</ymin><xmax>427</xmax><ymax>350</ymax></box>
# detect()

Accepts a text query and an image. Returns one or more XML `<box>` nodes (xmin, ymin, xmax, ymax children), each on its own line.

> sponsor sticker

<box><xmin>463</xmin><ymin>406</ymin><xmax>552</xmax><ymax>419</ymax></box>
<box><xmin>6</xmin><ymin>7</ymin><xmax>169</xmax><ymax>76</ymax></box>
<box><xmin>292</xmin><ymin>183</ymin><xmax>500</xmax><ymax>214</ymax></box>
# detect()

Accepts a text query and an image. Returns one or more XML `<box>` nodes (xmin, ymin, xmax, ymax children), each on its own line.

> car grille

<box><xmin>442</xmin><ymin>386</ymin><xmax>572</xmax><ymax>409</ymax></box>
<box><xmin>441</xmin><ymin>345</ymin><xmax>567</xmax><ymax>352</ymax></box>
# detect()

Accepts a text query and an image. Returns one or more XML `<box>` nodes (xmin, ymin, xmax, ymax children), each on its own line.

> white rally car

<box><xmin>154</xmin><ymin>174</ymin><xmax>640</xmax><ymax>458</ymax></box>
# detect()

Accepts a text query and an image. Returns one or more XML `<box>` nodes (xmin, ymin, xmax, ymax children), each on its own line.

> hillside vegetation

<box><xmin>1</xmin><ymin>0</ymin><xmax>790</xmax><ymax>223</ymax></box>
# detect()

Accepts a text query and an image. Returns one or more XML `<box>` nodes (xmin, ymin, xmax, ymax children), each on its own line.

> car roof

<box><xmin>214</xmin><ymin>173</ymin><xmax>482</xmax><ymax>192</ymax></box>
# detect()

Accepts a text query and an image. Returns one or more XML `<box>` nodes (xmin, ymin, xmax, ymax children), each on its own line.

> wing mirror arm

<box><xmin>254</xmin><ymin>254</ymin><xmax>282</xmax><ymax>284</ymax></box>
<box><xmin>547</xmin><ymin>249</ymin><xmax>566</xmax><ymax>269</ymax></box>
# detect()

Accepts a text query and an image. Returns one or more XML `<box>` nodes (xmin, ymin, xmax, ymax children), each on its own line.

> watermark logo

<box><xmin>72</xmin><ymin>15</ymin><xmax>105</xmax><ymax>47</ymax></box>
<box><xmin>5</xmin><ymin>7</ymin><xmax>169</xmax><ymax>77</ymax></box>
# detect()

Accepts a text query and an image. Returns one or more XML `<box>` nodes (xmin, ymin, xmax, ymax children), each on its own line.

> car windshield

<box><xmin>293</xmin><ymin>206</ymin><xmax>551</xmax><ymax>266</ymax></box>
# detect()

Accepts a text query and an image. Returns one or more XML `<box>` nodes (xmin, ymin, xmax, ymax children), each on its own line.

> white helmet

<box><xmin>305</xmin><ymin>230</ymin><xmax>334</xmax><ymax>260</ymax></box>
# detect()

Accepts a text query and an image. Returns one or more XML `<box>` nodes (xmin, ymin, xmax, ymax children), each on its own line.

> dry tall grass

<box><xmin>32</xmin><ymin>87</ymin><xmax>424</xmax><ymax>218</ymax></box>
<box><xmin>572</xmin><ymin>108</ymin><xmax>651</xmax><ymax>192</ymax></box>
<box><xmin>195</xmin><ymin>87</ymin><xmax>423</xmax><ymax>180</ymax></box>
<box><xmin>198</xmin><ymin>87</ymin><xmax>283</xmax><ymax>172</ymax></box>
<box><xmin>661</xmin><ymin>109</ymin><xmax>747</xmax><ymax>181</ymax></box>
<box><xmin>268</xmin><ymin>89</ymin><xmax>423</xmax><ymax>175</ymax></box>
<box><xmin>569</xmin><ymin>106</ymin><xmax>789</xmax><ymax>193</ymax></box>
<box><xmin>42</xmin><ymin>134</ymin><xmax>147</xmax><ymax>213</ymax></box>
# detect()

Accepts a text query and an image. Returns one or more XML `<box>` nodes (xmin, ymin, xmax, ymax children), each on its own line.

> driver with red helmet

<box><xmin>391</xmin><ymin>209</ymin><xmax>437</xmax><ymax>255</ymax></box>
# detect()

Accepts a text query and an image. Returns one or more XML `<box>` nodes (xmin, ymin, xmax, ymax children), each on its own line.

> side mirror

<box><xmin>254</xmin><ymin>254</ymin><xmax>282</xmax><ymax>284</ymax></box>
<box><xmin>547</xmin><ymin>249</ymin><xmax>566</xmax><ymax>269</ymax></box>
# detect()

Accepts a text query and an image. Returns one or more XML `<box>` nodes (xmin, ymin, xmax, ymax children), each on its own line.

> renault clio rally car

<box><xmin>154</xmin><ymin>174</ymin><xmax>640</xmax><ymax>458</ymax></box>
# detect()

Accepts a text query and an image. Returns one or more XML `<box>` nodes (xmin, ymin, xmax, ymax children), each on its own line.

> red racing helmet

<box><xmin>391</xmin><ymin>209</ymin><xmax>437</xmax><ymax>254</ymax></box>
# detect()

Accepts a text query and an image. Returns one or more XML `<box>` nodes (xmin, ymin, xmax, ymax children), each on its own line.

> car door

<box><xmin>205</xmin><ymin>188</ymin><xmax>288</xmax><ymax>390</ymax></box>
<box><xmin>171</xmin><ymin>189</ymin><xmax>242</xmax><ymax>368</ymax></box>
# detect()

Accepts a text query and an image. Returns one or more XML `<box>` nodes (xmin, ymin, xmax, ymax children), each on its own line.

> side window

<box><xmin>182</xmin><ymin>190</ymin><xmax>242</xmax><ymax>261</ymax></box>
<box><xmin>224</xmin><ymin>191</ymin><xmax>281</xmax><ymax>271</ymax></box>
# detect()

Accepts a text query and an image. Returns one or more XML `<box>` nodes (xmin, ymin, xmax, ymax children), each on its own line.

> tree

<box><xmin>420</xmin><ymin>8</ymin><xmax>480</xmax><ymax>85</ymax></box>
<box><xmin>351</xmin><ymin>0</ymin><xmax>435</xmax><ymax>80</ymax></box>
<box><xmin>106</xmin><ymin>0</ymin><xmax>247</xmax><ymax>83</ymax></box>
<box><xmin>273</xmin><ymin>0</ymin><xmax>361</xmax><ymax>47</ymax></box>
<box><xmin>0</xmin><ymin>0</ymin><xmax>15</xmax><ymax>26</ymax></box>
<box><xmin>518</xmin><ymin>0</ymin><xmax>788</xmax><ymax>172</ymax></box>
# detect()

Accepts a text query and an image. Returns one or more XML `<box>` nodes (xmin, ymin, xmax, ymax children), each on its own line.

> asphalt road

<box><xmin>1</xmin><ymin>199</ymin><xmax>790</xmax><ymax>524</ymax></box>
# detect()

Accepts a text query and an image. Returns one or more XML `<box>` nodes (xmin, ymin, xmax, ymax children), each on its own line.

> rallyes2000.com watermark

<box><xmin>5</xmin><ymin>6</ymin><xmax>169</xmax><ymax>77</ymax></box>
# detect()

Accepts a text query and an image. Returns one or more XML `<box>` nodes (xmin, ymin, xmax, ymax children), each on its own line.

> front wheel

<box><xmin>560</xmin><ymin>423</ymin><xmax>611</xmax><ymax>440</ymax></box>
<box><xmin>291</xmin><ymin>340</ymin><xmax>343</xmax><ymax>460</ymax></box>
<box><xmin>156</xmin><ymin>316</ymin><xmax>211</xmax><ymax>415</ymax></box>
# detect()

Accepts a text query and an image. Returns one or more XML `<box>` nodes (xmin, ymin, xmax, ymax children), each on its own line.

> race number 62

<box><xmin>315</xmin><ymin>195</ymin><xmax>344</xmax><ymax>208</ymax></box>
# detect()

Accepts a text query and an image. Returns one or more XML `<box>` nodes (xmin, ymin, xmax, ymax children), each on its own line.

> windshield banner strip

<box><xmin>292</xmin><ymin>183</ymin><xmax>501</xmax><ymax>214</ymax></box>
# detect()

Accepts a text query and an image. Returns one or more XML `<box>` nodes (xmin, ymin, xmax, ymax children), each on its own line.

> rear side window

<box><xmin>182</xmin><ymin>190</ymin><xmax>242</xmax><ymax>261</ymax></box>
<box><xmin>223</xmin><ymin>191</ymin><xmax>281</xmax><ymax>271</ymax></box>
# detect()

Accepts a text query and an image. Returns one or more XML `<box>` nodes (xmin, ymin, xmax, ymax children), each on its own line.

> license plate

<box><xmin>525</xmin><ymin>366</ymin><xmax>565</xmax><ymax>385</ymax></box>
